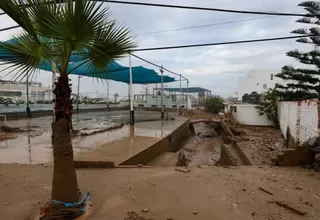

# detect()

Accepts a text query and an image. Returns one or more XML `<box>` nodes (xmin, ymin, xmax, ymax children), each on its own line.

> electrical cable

<box><xmin>102</xmin><ymin>0</ymin><xmax>312</xmax><ymax>17</ymax></box>
<box><xmin>133</xmin><ymin>35</ymin><xmax>313</xmax><ymax>52</ymax></box>
<box><xmin>131</xmin><ymin>53</ymin><xmax>187</xmax><ymax>80</ymax></box>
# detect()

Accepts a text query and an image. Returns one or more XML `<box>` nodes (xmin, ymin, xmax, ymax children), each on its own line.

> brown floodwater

<box><xmin>0</xmin><ymin>111</ymin><xmax>185</xmax><ymax>165</ymax></box>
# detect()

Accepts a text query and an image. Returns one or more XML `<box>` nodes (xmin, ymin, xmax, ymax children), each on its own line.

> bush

<box><xmin>204</xmin><ymin>95</ymin><xmax>224</xmax><ymax>114</ymax></box>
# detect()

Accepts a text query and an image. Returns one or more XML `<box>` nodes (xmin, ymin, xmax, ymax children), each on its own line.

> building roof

<box><xmin>163</xmin><ymin>87</ymin><xmax>211</xmax><ymax>93</ymax></box>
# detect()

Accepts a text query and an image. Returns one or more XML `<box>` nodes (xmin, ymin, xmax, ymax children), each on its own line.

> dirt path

<box><xmin>1</xmin><ymin>164</ymin><xmax>320</xmax><ymax>220</ymax></box>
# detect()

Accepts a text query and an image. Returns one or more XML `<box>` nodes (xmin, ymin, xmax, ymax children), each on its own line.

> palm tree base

<box><xmin>51</xmin><ymin>119</ymin><xmax>79</xmax><ymax>203</ymax></box>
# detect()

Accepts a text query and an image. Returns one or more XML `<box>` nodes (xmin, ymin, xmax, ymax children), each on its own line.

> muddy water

<box><xmin>0</xmin><ymin>111</ymin><xmax>183</xmax><ymax>164</ymax></box>
<box><xmin>148</xmin><ymin>122</ymin><xmax>223</xmax><ymax>167</ymax></box>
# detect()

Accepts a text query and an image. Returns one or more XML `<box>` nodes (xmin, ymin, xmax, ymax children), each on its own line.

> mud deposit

<box><xmin>148</xmin><ymin>122</ymin><xmax>222</xmax><ymax>167</ymax></box>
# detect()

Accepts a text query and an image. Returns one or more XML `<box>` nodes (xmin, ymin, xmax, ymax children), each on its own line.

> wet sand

<box><xmin>0</xmin><ymin>111</ymin><xmax>183</xmax><ymax>164</ymax></box>
<box><xmin>1</xmin><ymin>164</ymin><xmax>320</xmax><ymax>220</ymax></box>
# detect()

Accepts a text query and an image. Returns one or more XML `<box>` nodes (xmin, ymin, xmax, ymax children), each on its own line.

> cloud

<box><xmin>0</xmin><ymin>0</ymin><xmax>312</xmax><ymax>97</ymax></box>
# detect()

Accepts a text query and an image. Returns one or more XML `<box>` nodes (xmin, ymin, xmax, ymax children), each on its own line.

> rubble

<box><xmin>230</xmin><ymin>126</ymin><xmax>284</xmax><ymax>165</ymax></box>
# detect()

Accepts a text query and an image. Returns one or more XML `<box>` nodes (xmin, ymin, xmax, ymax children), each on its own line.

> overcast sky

<box><xmin>0</xmin><ymin>0</ymin><xmax>313</xmax><ymax>98</ymax></box>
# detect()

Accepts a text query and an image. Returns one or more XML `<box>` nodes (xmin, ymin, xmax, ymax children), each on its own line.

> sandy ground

<box><xmin>1</xmin><ymin>164</ymin><xmax>320</xmax><ymax>220</ymax></box>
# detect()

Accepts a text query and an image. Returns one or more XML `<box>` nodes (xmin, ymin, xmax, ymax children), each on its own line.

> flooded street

<box><xmin>0</xmin><ymin>110</ymin><xmax>183</xmax><ymax>164</ymax></box>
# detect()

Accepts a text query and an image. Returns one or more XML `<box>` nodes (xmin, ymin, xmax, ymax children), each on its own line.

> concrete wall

<box><xmin>120</xmin><ymin>119</ymin><xmax>193</xmax><ymax>165</ymax></box>
<box><xmin>278</xmin><ymin>99</ymin><xmax>320</xmax><ymax>145</ymax></box>
<box><xmin>230</xmin><ymin>104</ymin><xmax>273</xmax><ymax>126</ymax></box>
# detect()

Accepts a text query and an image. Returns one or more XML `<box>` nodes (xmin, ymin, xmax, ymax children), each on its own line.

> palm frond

<box><xmin>77</xmin><ymin>20</ymin><xmax>136</xmax><ymax>75</ymax></box>
<box><xmin>0</xmin><ymin>32</ymin><xmax>52</xmax><ymax>80</ymax></box>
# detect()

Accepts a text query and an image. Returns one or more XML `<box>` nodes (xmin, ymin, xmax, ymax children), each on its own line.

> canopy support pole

<box><xmin>107</xmin><ymin>81</ymin><xmax>109</xmax><ymax>111</ymax></box>
<box><xmin>186</xmin><ymin>80</ymin><xmax>189</xmax><ymax>111</ymax></box>
<box><xmin>129</xmin><ymin>54</ymin><xmax>134</xmax><ymax>125</ymax></box>
<box><xmin>179</xmin><ymin>74</ymin><xmax>182</xmax><ymax>108</ymax></box>
<box><xmin>160</xmin><ymin>66</ymin><xmax>164</xmax><ymax>120</ymax></box>
<box><xmin>76</xmin><ymin>75</ymin><xmax>81</xmax><ymax>114</ymax></box>
<box><xmin>26</xmin><ymin>74</ymin><xmax>31</xmax><ymax>117</ymax></box>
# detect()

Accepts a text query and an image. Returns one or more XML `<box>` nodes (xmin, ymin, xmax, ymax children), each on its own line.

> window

<box><xmin>263</xmin><ymin>84</ymin><xmax>267</xmax><ymax>89</ymax></box>
<box><xmin>0</xmin><ymin>91</ymin><xmax>22</xmax><ymax>96</ymax></box>
<box><xmin>271</xmin><ymin>74</ymin><xmax>274</xmax><ymax>80</ymax></box>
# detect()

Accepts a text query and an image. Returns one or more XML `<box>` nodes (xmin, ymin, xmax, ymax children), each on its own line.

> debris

<box><xmin>192</xmin><ymin>211</ymin><xmax>198</xmax><ymax>215</ymax></box>
<box><xmin>258</xmin><ymin>187</ymin><xmax>274</xmax><ymax>195</ymax></box>
<box><xmin>125</xmin><ymin>211</ymin><xmax>153</xmax><ymax>220</ymax></box>
<box><xmin>142</xmin><ymin>208</ymin><xmax>149</xmax><ymax>213</ymax></box>
<box><xmin>274</xmin><ymin>200</ymin><xmax>306</xmax><ymax>216</ymax></box>
<box><xmin>305</xmin><ymin>201</ymin><xmax>313</xmax><ymax>207</ymax></box>
<box><xmin>174</xmin><ymin>168</ymin><xmax>191</xmax><ymax>173</ymax></box>
<box><xmin>137</xmin><ymin>164</ymin><xmax>143</xmax><ymax>168</ymax></box>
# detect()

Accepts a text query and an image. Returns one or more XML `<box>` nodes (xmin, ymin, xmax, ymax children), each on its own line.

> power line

<box><xmin>103</xmin><ymin>0</ymin><xmax>312</xmax><ymax>17</ymax></box>
<box><xmin>138</xmin><ymin>11</ymin><xmax>303</xmax><ymax>36</ymax></box>
<box><xmin>138</xmin><ymin>16</ymin><xmax>274</xmax><ymax>35</ymax></box>
<box><xmin>0</xmin><ymin>25</ymin><xmax>20</xmax><ymax>32</ymax></box>
<box><xmin>133</xmin><ymin>35</ymin><xmax>313</xmax><ymax>52</ymax></box>
<box><xmin>131</xmin><ymin>53</ymin><xmax>187</xmax><ymax>80</ymax></box>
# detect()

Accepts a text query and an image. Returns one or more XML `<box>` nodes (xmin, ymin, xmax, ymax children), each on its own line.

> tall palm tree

<box><xmin>114</xmin><ymin>92</ymin><xmax>119</xmax><ymax>103</ymax></box>
<box><xmin>0</xmin><ymin>0</ymin><xmax>135</xmax><ymax>204</ymax></box>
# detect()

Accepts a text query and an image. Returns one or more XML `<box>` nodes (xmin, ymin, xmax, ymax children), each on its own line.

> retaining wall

<box><xmin>120</xmin><ymin>119</ymin><xmax>193</xmax><ymax>165</ymax></box>
<box><xmin>220</xmin><ymin>119</ymin><xmax>252</xmax><ymax>166</ymax></box>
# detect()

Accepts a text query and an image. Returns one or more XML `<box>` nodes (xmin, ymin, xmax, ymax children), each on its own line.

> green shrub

<box><xmin>204</xmin><ymin>96</ymin><xmax>224</xmax><ymax>114</ymax></box>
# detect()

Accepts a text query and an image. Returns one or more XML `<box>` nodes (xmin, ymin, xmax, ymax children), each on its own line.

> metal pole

<box><xmin>179</xmin><ymin>74</ymin><xmax>182</xmax><ymax>107</ymax></box>
<box><xmin>26</xmin><ymin>74</ymin><xmax>31</xmax><ymax>117</ymax></box>
<box><xmin>160</xmin><ymin>66</ymin><xmax>164</xmax><ymax>120</ymax></box>
<box><xmin>107</xmin><ymin>81</ymin><xmax>109</xmax><ymax>103</ymax></box>
<box><xmin>52</xmin><ymin>69</ymin><xmax>56</xmax><ymax>122</ymax></box>
<box><xmin>155</xmin><ymin>83</ymin><xmax>158</xmax><ymax>107</ymax></box>
<box><xmin>186</xmin><ymin>80</ymin><xmax>189</xmax><ymax>111</ymax></box>
<box><xmin>76</xmin><ymin>75</ymin><xmax>80</xmax><ymax>113</ymax></box>
<box><xmin>129</xmin><ymin>54</ymin><xmax>134</xmax><ymax>125</ymax></box>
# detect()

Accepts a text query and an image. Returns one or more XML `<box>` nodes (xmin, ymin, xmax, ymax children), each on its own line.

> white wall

<box><xmin>134</xmin><ymin>94</ymin><xmax>192</xmax><ymax>109</ymax></box>
<box><xmin>231</xmin><ymin>104</ymin><xmax>273</xmax><ymax>126</ymax></box>
<box><xmin>236</xmin><ymin>69</ymin><xmax>284</xmax><ymax>101</ymax></box>
<box><xmin>278</xmin><ymin>99</ymin><xmax>319</xmax><ymax>145</ymax></box>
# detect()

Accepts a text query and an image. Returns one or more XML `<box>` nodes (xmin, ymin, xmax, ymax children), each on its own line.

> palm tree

<box><xmin>0</xmin><ymin>97</ymin><xmax>12</xmax><ymax>107</ymax></box>
<box><xmin>114</xmin><ymin>93</ymin><xmax>119</xmax><ymax>103</ymax></box>
<box><xmin>0</xmin><ymin>0</ymin><xmax>135</xmax><ymax>205</ymax></box>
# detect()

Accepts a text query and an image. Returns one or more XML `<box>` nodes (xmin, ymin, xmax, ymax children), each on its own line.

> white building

<box><xmin>0</xmin><ymin>80</ymin><xmax>52</xmax><ymax>102</ymax></box>
<box><xmin>235</xmin><ymin>69</ymin><xmax>285</xmax><ymax>101</ymax></box>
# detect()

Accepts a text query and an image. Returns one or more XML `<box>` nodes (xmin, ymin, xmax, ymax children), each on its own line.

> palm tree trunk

<box><xmin>52</xmin><ymin>74</ymin><xmax>79</xmax><ymax>202</ymax></box>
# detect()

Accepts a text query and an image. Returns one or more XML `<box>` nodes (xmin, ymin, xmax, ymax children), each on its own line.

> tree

<box><xmin>276</xmin><ymin>1</ymin><xmax>320</xmax><ymax>101</ymax></box>
<box><xmin>255</xmin><ymin>88</ymin><xmax>279</xmax><ymax>128</ymax></box>
<box><xmin>0</xmin><ymin>0</ymin><xmax>135</xmax><ymax>208</ymax></box>
<box><xmin>204</xmin><ymin>95</ymin><xmax>224</xmax><ymax>114</ymax></box>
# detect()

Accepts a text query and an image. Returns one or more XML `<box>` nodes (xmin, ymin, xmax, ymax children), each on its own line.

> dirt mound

<box><xmin>0</xmin><ymin>125</ymin><xmax>32</xmax><ymax>133</ymax></box>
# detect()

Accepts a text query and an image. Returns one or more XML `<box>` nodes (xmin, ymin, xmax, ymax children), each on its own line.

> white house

<box><xmin>235</xmin><ymin>69</ymin><xmax>286</xmax><ymax>101</ymax></box>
